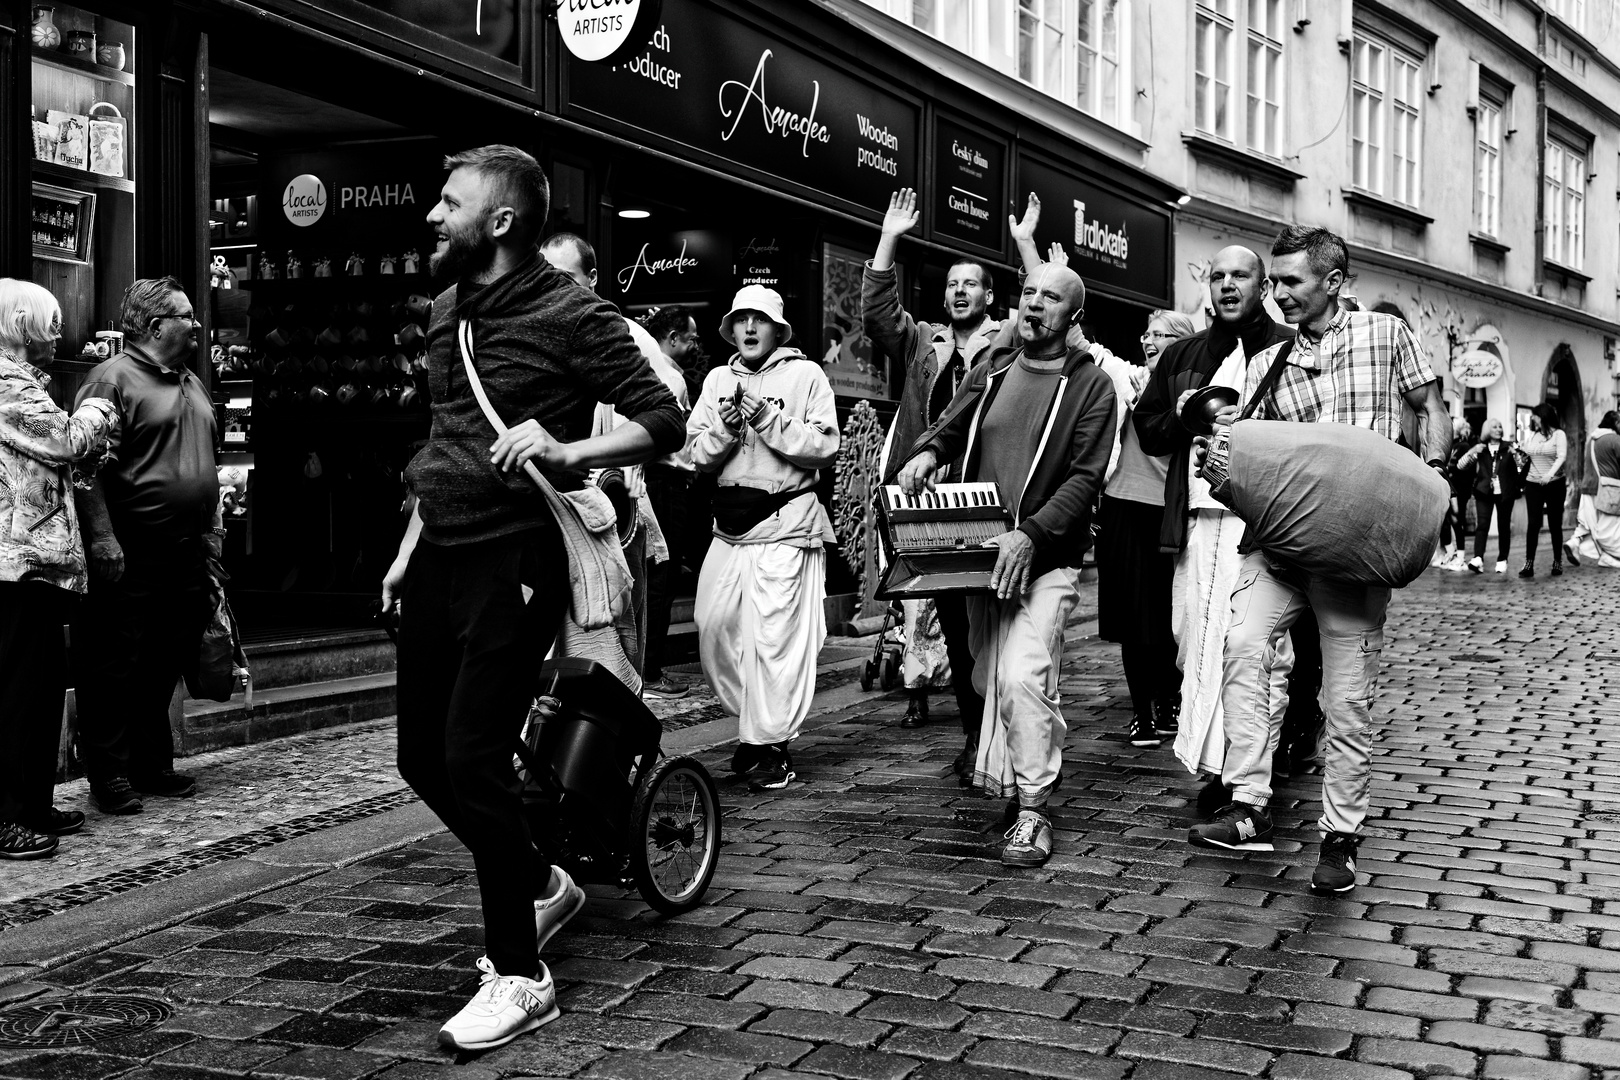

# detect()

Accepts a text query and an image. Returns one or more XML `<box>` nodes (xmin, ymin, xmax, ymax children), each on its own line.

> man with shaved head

<box><xmin>896</xmin><ymin>255</ymin><xmax>1117</xmax><ymax>868</ymax></box>
<box><xmin>1132</xmin><ymin>244</ymin><xmax>1296</xmax><ymax>797</ymax></box>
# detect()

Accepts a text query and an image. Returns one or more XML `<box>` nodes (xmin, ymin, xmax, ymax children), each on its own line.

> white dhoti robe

<box><xmin>695</xmin><ymin>538</ymin><xmax>826</xmax><ymax>746</ymax></box>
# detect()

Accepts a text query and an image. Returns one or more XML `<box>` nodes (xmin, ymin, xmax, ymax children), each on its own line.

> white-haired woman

<box><xmin>0</xmin><ymin>279</ymin><xmax>117</xmax><ymax>858</ymax></box>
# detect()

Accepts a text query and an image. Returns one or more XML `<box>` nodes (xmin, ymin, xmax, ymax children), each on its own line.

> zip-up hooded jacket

<box><xmin>687</xmin><ymin>346</ymin><xmax>840</xmax><ymax>546</ymax></box>
<box><xmin>905</xmin><ymin>341</ymin><xmax>1117</xmax><ymax>579</ymax></box>
<box><xmin>861</xmin><ymin>262</ymin><xmax>999</xmax><ymax>482</ymax></box>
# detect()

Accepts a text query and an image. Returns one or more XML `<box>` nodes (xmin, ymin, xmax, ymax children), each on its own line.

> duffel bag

<box><xmin>1205</xmin><ymin>418</ymin><xmax>1449</xmax><ymax>588</ymax></box>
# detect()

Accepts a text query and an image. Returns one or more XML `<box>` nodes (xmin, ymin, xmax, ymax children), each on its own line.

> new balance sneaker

<box><xmin>91</xmin><ymin>777</ymin><xmax>142</xmax><ymax>815</ymax></box>
<box><xmin>0</xmin><ymin>820</ymin><xmax>57</xmax><ymax>860</ymax></box>
<box><xmin>438</xmin><ymin>956</ymin><xmax>558</xmax><ymax>1051</ymax></box>
<box><xmin>1001</xmin><ymin>809</ymin><xmax>1053</xmax><ymax>867</ymax></box>
<box><xmin>1154</xmin><ymin>697</ymin><xmax>1181</xmax><ymax>738</ymax></box>
<box><xmin>534</xmin><ymin>866</ymin><xmax>586</xmax><ymax>953</ymax></box>
<box><xmin>1565</xmin><ymin>542</ymin><xmax>1582</xmax><ymax>567</ymax></box>
<box><xmin>1128</xmin><ymin>712</ymin><xmax>1161</xmax><ymax>748</ymax></box>
<box><xmin>1188</xmin><ymin>802</ymin><xmax>1273</xmax><ymax>850</ymax></box>
<box><xmin>20</xmin><ymin>808</ymin><xmax>85</xmax><ymax>836</ymax></box>
<box><xmin>131</xmin><ymin>771</ymin><xmax>196</xmax><ymax>798</ymax></box>
<box><xmin>641</xmin><ymin>676</ymin><xmax>689</xmax><ymax>700</ymax></box>
<box><xmin>1312</xmin><ymin>833</ymin><xmax>1360</xmax><ymax>894</ymax></box>
<box><xmin>748</xmin><ymin>743</ymin><xmax>796</xmax><ymax>791</ymax></box>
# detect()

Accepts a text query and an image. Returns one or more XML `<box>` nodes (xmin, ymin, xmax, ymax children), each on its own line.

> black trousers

<box><xmin>643</xmin><ymin>464</ymin><xmax>693</xmax><ymax>681</ymax></box>
<box><xmin>1523</xmin><ymin>478</ymin><xmax>1567</xmax><ymax>563</ymax></box>
<box><xmin>1473</xmin><ymin>493</ymin><xmax>1515</xmax><ymax>562</ymax></box>
<box><xmin>73</xmin><ymin>543</ymin><xmax>210</xmax><ymax>783</ymax></box>
<box><xmin>933</xmin><ymin>594</ymin><xmax>983</xmax><ymax>736</ymax></box>
<box><xmin>0</xmin><ymin>583</ymin><xmax>75</xmax><ymax>825</ymax></box>
<box><xmin>396</xmin><ymin>526</ymin><xmax>567</xmax><ymax>979</ymax></box>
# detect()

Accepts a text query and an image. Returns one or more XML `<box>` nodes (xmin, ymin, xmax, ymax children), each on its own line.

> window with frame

<box><xmin>1547</xmin><ymin>0</ymin><xmax>1585</xmax><ymax>32</ymax></box>
<box><xmin>1351</xmin><ymin>31</ymin><xmax>1424</xmax><ymax>206</ymax></box>
<box><xmin>1077</xmin><ymin>0</ymin><xmax>1122</xmax><ymax>124</ymax></box>
<box><xmin>1245</xmin><ymin>0</ymin><xmax>1283</xmax><ymax>155</ymax></box>
<box><xmin>1473</xmin><ymin>91</ymin><xmax>1503</xmax><ymax>237</ymax></box>
<box><xmin>1016</xmin><ymin>0</ymin><xmax>1065</xmax><ymax>94</ymax></box>
<box><xmin>1194</xmin><ymin>0</ymin><xmax>1235</xmax><ymax>140</ymax></box>
<box><xmin>910</xmin><ymin>0</ymin><xmax>975</xmax><ymax>51</ymax></box>
<box><xmin>1545</xmin><ymin>32</ymin><xmax>1588</xmax><ymax>77</ymax></box>
<box><xmin>1544</xmin><ymin>134</ymin><xmax>1587</xmax><ymax>270</ymax></box>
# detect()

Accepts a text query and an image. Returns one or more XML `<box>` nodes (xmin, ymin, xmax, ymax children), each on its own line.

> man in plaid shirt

<box><xmin>1187</xmin><ymin>226</ymin><xmax>1450</xmax><ymax>895</ymax></box>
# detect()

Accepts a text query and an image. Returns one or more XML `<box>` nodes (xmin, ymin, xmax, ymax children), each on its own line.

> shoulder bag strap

<box><xmin>458</xmin><ymin>317</ymin><xmax>561</xmax><ymax>502</ymax></box>
<box><xmin>1238</xmin><ymin>339</ymin><xmax>1294</xmax><ymax>422</ymax></box>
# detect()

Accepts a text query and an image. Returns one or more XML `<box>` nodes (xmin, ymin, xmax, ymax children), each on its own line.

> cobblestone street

<box><xmin>3</xmin><ymin>562</ymin><xmax>1620</xmax><ymax>1079</ymax></box>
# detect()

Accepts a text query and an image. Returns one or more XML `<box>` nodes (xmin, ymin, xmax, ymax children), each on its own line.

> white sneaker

<box><xmin>1466</xmin><ymin>556</ymin><xmax>1484</xmax><ymax>574</ymax></box>
<box><xmin>438</xmin><ymin>956</ymin><xmax>558</xmax><ymax>1051</ymax></box>
<box><xmin>1494</xmin><ymin>560</ymin><xmax>1508</xmax><ymax>574</ymax></box>
<box><xmin>534</xmin><ymin>865</ymin><xmax>586</xmax><ymax>952</ymax></box>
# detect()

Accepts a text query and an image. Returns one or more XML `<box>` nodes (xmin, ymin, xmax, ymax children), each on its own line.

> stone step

<box><xmin>178</xmin><ymin>671</ymin><xmax>398</xmax><ymax>757</ymax></box>
<box><xmin>243</xmin><ymin>630</ymin><xmax>396</xmax><ymax>691</ymax></box>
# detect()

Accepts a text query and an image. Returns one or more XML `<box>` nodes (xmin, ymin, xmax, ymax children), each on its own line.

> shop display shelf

<box><xmin>33</xmin><ymin>158</ymin><xmax>135</xmax><ymax>194</ymax></box>
<box><xmin>31</xmin><ymin>50</ymin><xmax>135</xmax><ymax>87</ymax></box>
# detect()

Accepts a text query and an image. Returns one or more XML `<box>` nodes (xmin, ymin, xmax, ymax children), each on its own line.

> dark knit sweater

<box><xmin>405</xmin><ymin>250</ymin><xmax>684</xmax><ymax>544</ymax></box>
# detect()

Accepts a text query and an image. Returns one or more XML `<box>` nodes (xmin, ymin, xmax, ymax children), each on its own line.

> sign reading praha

<box><xmin>282</xmin><ymin>174</ymin><xmax>327</xmax><ymax>227</ymax></box>
<box><xmin>558</xmin><ymin>0</ymin><xmax>665</xmax><ymax>64</ymax></box>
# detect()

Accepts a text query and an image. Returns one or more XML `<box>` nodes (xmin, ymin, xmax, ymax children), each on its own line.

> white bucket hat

<box><xmin>719</xmin><ymin>284</ymin><xmax>793</xmax><ymax>345</ymax></box>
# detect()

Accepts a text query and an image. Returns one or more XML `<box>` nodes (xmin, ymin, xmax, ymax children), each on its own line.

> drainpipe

<box><xmin>1533</xmin><ymin>10</ymin><xmax>1547</xmax><ymax>298</ymax></box>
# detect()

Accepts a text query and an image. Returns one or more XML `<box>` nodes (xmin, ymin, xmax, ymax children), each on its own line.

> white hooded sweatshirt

<box><xmin>688</xmin><ymin>346</ymin><xmax>840</xmax><ymax>548</ymax></box>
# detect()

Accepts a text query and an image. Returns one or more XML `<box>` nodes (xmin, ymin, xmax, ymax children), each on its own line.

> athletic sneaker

<box><xmin>1001</xmin><ymin>809</ymin><xmax>1053</xmax><ymax>867</ymax></box>
<box><xmin>1128</xmin><ymin>712</ymin><xmax>1161</xmax><ymax>748</ymax></box>
<box><xmin>20</xmin><ymin>808</ymin><xmax>85</xmax><ymax>836</ymax></box>
<box><xmin>1312</xmin><ymin>833</ymin><xmax>1360</xmax><ymax>893</ymax></box>
<box><xmin>1565</xmin><ymin>543</ymin><xmax>1581</xmax><ymax>567</ymax></box>
<box><xmin>748</xmin><ymin>743</ymin><xmax>795</xmax><ymax>791</ymax></box>
<box><xmin>131</xmin><ymin>770</ymin><xmax>197</xmax><ymax>798</ymax></box>
<box><xmin>91</xmin><ymin>777</ymin><xmax>142</xmax><ymax>815</ymax></box>
<box><xmin>0</xmin><ymin>820</ymin><xmax>57</xmax><ymax>860</ymax></box>
<box><xmin>1494</xmin><ymin>560</ymin><xmax>1508</xmax><ymax>574</ymax></box>
<box><xmin>1188</xmin><ymin>802</ymin><xmax>1273</xmax><ymax>850</ymax></box>
<box><xmin>1154</xmin><ymin>697</ymin><xmax>1181</xmax><ymax>737</ymax></box>
<box><xmin>438</xmin><ymin>956</ymin><xmax>558</xmax><ymax>1051</ymax></box>
<box><xmin>641</xmin><ymin>676</ymin><xmax>688</xmax><ymax>700</ymax></box>
<box><xmin>534</xmin><ymin>866</ymin><xmax>586</xmax><ymax>953</ymax></box>
<box><xmin>1466</xmin><ymin>557</ymin><xmax>1483</xmax><ymax>574</ymax></box>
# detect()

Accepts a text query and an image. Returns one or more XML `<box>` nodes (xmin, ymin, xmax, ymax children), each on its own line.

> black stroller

<box><xmin>515</xmin><ymin>658</ymin><xmax>722</xmax><ymax>914</ymax></box>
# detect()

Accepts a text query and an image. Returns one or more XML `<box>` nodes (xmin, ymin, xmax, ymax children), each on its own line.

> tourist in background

<box><xmin>1459</xmin><ymin>418</ymin><xmax>1522</xmax><ymax>574</ymax></box>
<box><xmin>1570</xmin><ymin>410</ymin><xmax>1620</xmax><ymax>567</ymax></box>
<box><xmin>0</xmin><ymin>279</ymin><xmax>117</xmax><ymax>857</ymax></box>
<box><xmin>1519</xmin><ymin>403</ymin><xmax>1568</xmax><ymax>578</ymax></box>
<box><xmin>1437</xmin><ymin>416</ymin><xmax>1475</xmax><ymax>571</ymax></box>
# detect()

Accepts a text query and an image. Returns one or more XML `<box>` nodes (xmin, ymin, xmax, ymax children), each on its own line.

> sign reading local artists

<box><xmin>259</xmin><ymin>144</ymin><xmax>442</xmax><ymax>249</ymax></box>
<box><xmin>931</xmin><ymin>118</ymin><xmax>1005</xmax><ymax>253</ymax></box>
<box><xmin>557</xmin><ymin>0</ymin><xmax>665</xmax><ymax>64</ymax></box>
<box><xmin>1016</xmin><ymin>155</ymin><xmax>1171</xmax><ymax>303</ymax></box>
<box><xmin>565</xmin><ymin>0</ymin><xmax>919</xmax><ymax>211</ymax></box>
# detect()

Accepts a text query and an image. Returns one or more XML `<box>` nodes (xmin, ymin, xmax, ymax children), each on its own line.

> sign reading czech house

<box><xmin>566</xmin><ymin>0</ymin><xmax>919</xmax><ymax>211</ymax></box>
<box><xmin>1016</xmin><ymin>155</ymin><xmax>1170</xmax><ymax>302</ymax></box>
<box><xmin>932</xmin><ymin>118</ymin><xmax>1005</xmax><ymax>253</ymax></box>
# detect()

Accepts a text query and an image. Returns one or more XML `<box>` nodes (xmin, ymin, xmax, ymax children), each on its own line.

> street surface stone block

<box><xmin>1114</xmin><ymin>1032</ymin><xmax>1272</xmax><ymax>1073</ymax></box>
<box><xmin>1291</xmin><ymin>1002</ymin><xmax>1421</xmax><ymax>1039</ymax></box>
<box><xmin>1561</xmin><ymin>1035</ymin><xmax>1620</xmax><ymax>1069</ymax></box>
<box><xmin>1529</xmin><ymin>941</ymin><xmax>1620</xmax><ymax>972</ymax></box>
<box><xmin>1196</xmin><ymin>1018</ymin><xmax>1354</xmax><ymax>1054</ymax></box>
<box><xmin>1268</xmin><ymin>1053</ymin><xmax>1415</xmax><ymax>1080</ymax></box>
<box><xmin>958</xmin><ymin>1012</ymin><xmax>1118</xmax><ymax>1053</ymax></box>
<box><xmin>1424</xmin><ymin>1020</ymin><xmax>1551</xmax><ymax>1057</ymax></box>
<box><xmin>929</xmin><ymin>958</ymin><xmax>1056</xmax><ymax>989</ymax></box>
<box><xmin>1363</xmin><ymin>987</ymin><xmax>1479</xmax><ymax>1021</ymax></box>
<box><xmin>583</xmin><ymin>1049</ymin><xmax>755</xmax><ymax>1080</ymax></box>
<box><xmin>949</xmin><ymin>983</ymin><xmax>1077</xmax><ymax>1019</ymax></box>
<box><xmin>796</xmin><ymin>1044</ymin><xmax>923</xmax><ymax>1080</ymax></box>
<box><xmin>1427</xmin><ymin>950</ymin><xmax>1579</xmax><ymax>986</ymax></box>
<box><xmin>1149</xmin><ymin>986</ymin><xmax>1288</xmax><ymax>1020</ymax></box>
<box><xmin>544</xmin><ymin>1013</ymin><xmax>684</xmax><ymax>1050</ymax></box>
<box><xmin>856</xmin><ymin>994</ymin><xmax>971</xmax><ymax>1030</ymax></box>
<box><xmin>1357</xmin><ymin>1037</ymin><xmax>1478</xmax><ymax>1076</ymax></box>
<box><xmin>1482</xmin><ymin>1000</ymin><xmax>1594</xmax><ymax>1036</ymax></box>
<box><xmin>964</xmin><ymin>1039</ymin><xmax>1131</xmax><ymax>1080</ymax></box>
<box><xmin>879</xmin><ymin>1026</ymin><xmax>978</xmax><ymax>1063</ymax></box>
<box><xmin>156</xmin><ymin>1003</ymin><xmax>298</xmax><ymax>1039</ymax></box>
<box><xmin>1481</xmin><ymin>1057</ymin><xmax>1595</xmax><ymax>1080</ymax></box>
<box><xmin>251</xmin><ymin>1047</ymin><xmax>393</xmax><ymax>1080</ymax></box>
<box><xmin>734</xmin><ymin>979</ymin><xmax>872</xmax><ymax>1014</ymax></box>
<box><xmin>475</xmin><ymin>1034</ymin><xmax>609</xmax><ymax>1075</ymax></box>
<box><xmin>613</xmin><ymin>990</ymin><xmax>766</xmax><ymax>1029</ymax></box>
<box><xmin>749</xmin><ymin>1007</ymin><xmax>892</xmax><ymax>1048</ymax></box>
<box><xmin>1455</xmin><ymin>978</ymin><xmax>1564</xmax><ymax>1006</ymax></box>
<box><xmin>736</xmin><ymin>957</ymin><xmax>856</xmax><ymax>985</ymax></box>
<box><xmin>667</xmin><ymin>1025</ymin><xmax>812</xmax><ymax>1066</ymax></box>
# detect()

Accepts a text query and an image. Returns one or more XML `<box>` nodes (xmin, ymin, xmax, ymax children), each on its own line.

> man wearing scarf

<box><xmin>1132</xmin><ymin>246</ymin><xmax>1298</xmax><ymax>797</ymax></box>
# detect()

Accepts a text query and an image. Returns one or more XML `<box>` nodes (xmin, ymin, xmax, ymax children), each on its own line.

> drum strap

<box><xmin>1239</xmin><ymin>340</ymin><xmax>1295</xmax><ymax>422</ymax></box>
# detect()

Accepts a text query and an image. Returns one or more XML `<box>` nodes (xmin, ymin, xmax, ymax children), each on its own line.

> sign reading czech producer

<box><xmin>557</xmin><ymin>0</ymin><xmax>665</xmax><ymax>64</ymax></box>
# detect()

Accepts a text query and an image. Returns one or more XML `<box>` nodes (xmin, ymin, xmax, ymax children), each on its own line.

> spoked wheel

<box><xmin>628</xmin><ymin>755</ymin><xmax>722</xmax><ymax>914</ymax></box>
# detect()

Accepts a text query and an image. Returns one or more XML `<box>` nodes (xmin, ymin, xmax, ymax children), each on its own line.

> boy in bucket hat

<box><xmin>688</xmin><ymin>286</ymin><xmax>840</xmax><ymax>790</ymax></box>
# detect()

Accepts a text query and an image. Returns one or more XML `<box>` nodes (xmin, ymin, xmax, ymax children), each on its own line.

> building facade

<box><xmin>842</xmin><ymin>0</ymin><xmax>1620</xmax><ymax>474</ymax></box>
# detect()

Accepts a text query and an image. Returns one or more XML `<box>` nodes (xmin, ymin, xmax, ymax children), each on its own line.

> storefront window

<box><xmin>28</xmin><ymin>4</ymin><xmax>135</xmax><ymax>370</ymax></box>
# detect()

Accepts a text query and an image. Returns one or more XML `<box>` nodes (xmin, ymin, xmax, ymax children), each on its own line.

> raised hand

<box><xmin>1008</xmin><ymin>192</ymin><xmax>1041</xmax><ymax>244</ymax></box>
<box><xmin>1046</xmin><ymin>241</ymin><xmax>1069</xmax><ymax>267</ymax></box>
<box><xmin>882</xmin><ymin>189</ymin><xmax>921</xmax><ymax>238</ymax></box>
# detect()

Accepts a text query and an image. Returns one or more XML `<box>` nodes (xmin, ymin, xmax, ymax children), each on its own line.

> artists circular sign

<box><xmin>557</xmin><ymin>0</ymin><xmax>664</xmax><ymax>64</ymax></box>
<box><xmin>1454</xmin><ymin>343</ymin><xmax>1504</xmax><ymax>389</ymax></box>
<box><xmin>282</xmin><ymin>173</ymin><xmax>327</xmax><ymax>227</ymax></box>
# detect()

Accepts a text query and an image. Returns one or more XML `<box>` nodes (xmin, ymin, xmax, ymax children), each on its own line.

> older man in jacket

<box><xmin>896</xmin><ymin>262</ymin><xmax>1115</xmax><ymax>868</ymax></box>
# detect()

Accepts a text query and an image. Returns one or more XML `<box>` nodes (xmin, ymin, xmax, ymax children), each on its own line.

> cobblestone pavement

<box><xmin>3</xmin><ymin>563</ymin><xmax>1620</xmax><ymax>1079</ymax></box>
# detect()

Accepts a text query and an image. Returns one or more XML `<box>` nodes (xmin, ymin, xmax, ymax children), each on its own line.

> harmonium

<box><xmin>875</xmin><ymin>482</ymin><xmax>1012</xmax><ymax>599</ymax></box>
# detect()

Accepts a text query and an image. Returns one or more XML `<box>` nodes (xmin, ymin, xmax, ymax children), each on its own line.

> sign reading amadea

<box><xmin>558</xmin><ymin>0</ymin><xmax>665</xmax><ymax>64</ymax></box>
<box><xmin>565</xmin><ymin>0</ymin><xmax>918</xmax><ymax>211</ymax></box>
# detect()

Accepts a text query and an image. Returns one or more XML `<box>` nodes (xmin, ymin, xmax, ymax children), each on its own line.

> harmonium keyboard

<box><xmin>875</xmin><ymin>482</ymin><xmax>1013</xmax><ymax>599</ymax></box>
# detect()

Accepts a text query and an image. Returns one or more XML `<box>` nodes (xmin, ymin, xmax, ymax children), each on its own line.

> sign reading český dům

<box><xmin>565</xmin><ymin>0</ymin><xmax>919</xmax><ymax>212</ymax></box>
<box><xmin>931</xmin><ymin>118</ymin><xmax>1006</xmax><ymax>255</ymax></box>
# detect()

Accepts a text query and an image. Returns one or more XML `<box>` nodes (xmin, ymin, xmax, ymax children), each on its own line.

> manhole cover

<box><xmin>0</xmin><ymin>996</ymin><xmax>172</xmax><ymax>1048</ymax></box>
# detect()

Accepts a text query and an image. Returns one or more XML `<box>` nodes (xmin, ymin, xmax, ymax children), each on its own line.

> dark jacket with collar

<box><xmin>903</xmin><ymin>340</ymin><xmax>1117</xmax><ymax>581</ymax></box>
<box><xmin>862</xmin><ymin>262</ymin><xmax>1000</xmax><ymax>482</ymax></box>
<box><xmin>1133</xmin><ymin>315</ymin><xmax>1293</xmax><ymax>553</ymax></box>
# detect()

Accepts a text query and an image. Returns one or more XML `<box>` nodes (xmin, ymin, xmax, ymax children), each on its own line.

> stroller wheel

<box><xmin>880</xmin><ymin>651</ymin><xmax>901</xmax><ymax>690</ymax></box>
<box><xmin>629</xmin><ymin>755</ymin><xmax>722</xmax><ymax>914</ymax></box>
<box><xmin>861</xmin><ymin>659</ymin><xmax>877</xmax><ymax>692</ymax></box>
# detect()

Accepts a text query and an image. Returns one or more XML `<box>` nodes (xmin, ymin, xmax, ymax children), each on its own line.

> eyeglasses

<box><xmin>1140</xmin><ymin>330</ymin><xmax>1176</xmax><ymax>341</ymax></box>
<box><xmin>154</xmin><ymin>311</ymin><xmax>198</xmax><ymax>324</ymax></box>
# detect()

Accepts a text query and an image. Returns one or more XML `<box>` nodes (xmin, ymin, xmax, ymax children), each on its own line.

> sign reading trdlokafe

<box><xmin>566</xmin><ymin>0</ymin><xmax>918</xmax><ymax>210</ymax></box>
<box><xmin>1016</xmin><ymin>155</ymin><xmax>1171</xmax><ymax>302</ymax></box>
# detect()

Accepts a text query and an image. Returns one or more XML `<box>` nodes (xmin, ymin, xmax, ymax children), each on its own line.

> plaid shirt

<box><xmin>1244</xmin><ymin>309</ymin><xmax>1436</xmax><ymax>442</ymax></box>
